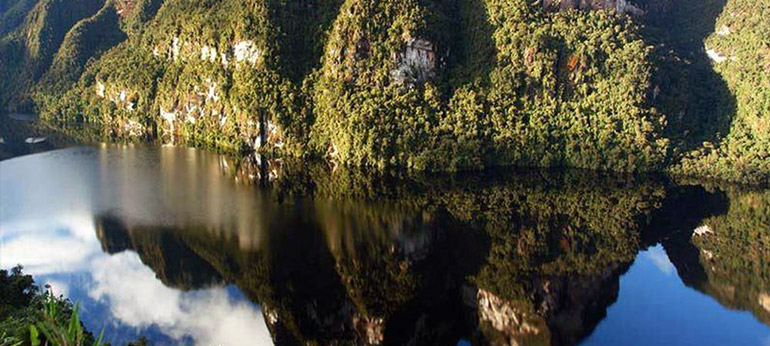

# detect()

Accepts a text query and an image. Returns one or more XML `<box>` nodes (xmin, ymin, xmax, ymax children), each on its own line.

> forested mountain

<box><xmin>0</xmin><ymin>0</ymin><xmax>767</xmax><ymax>184</ymax></box>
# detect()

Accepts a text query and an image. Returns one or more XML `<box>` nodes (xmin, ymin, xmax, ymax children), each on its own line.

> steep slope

<box><xmin>666</xmin><ymin>0</ymin><xmax>770</xmax><ymax>184</ymax></box>
<box><xmin>43</xmin><ymin>0</ymin><xmax>340</xmax><ymax>153</ymax></box>
<box><xmin>0</xmin><ymin>0</ymin><xmax>107</xmax><ymax>112</ymax></box>
<box><xmin>0</xmin><ymin>0</ymin><xmax>767</xmax><ymax>182</ymax></box>
<box><xmin>443</xmin><ymin>0</ymin><xmax>669</xmax><ymax>171</ymax></box>
<box><xmin>311</xmin><ymin>0</ymin><xmax>667</xmax><ymax>171</ymax></box>
<box><xmin>310</xmin><ymin>0</ymin><xmax>453</xmax><ymax>169</ymax></box>
<box><xmin>690</xmin><ymin>188</ymin><xmax>770</xmax><ymax>324</ymax></box>
<box><xmin>0</xmin><ymin>0</ymin><xmax>38</xmax><ymax>35</ymax></box>
<box><xmin>35</xmin><ymin>4</ymin><xmax>126</xmax><ymax>110</ymax></box>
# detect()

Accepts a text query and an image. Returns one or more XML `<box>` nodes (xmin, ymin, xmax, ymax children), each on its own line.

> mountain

<box><xmin>0</xmin><ymin>0</ymin><xmax>767</xmax><ymax>183</ymax></box>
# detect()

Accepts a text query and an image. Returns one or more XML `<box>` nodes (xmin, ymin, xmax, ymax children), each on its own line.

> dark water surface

<box><xmin>1</xmin><ymin>144</ymin><xmax>769</xmax><ymax>346</ymax></box>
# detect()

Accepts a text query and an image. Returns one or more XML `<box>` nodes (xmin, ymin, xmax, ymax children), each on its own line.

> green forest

<box><xmin>0</xmin><ymin>0</ymin><xmax>767</xmax><ymax>184</ymax></box>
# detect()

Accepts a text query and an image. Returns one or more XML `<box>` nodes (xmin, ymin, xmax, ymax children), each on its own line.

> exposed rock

<box><xmin>264</xmin><ymin>306</ymin><xmax>279</xmax><ymax>326</ymax></box>
<box><xmin>96</xmin><ymin>81</ymin><xmax>106</xmax><ymax>98</ymax></box>
<box><xmin>264</xmin><ymin>120</ymin><xmax>284</xmax><ymax>150</ymax></box>
<box><xmin>233</xmin><ymin>40</ymin><xmax>262</xmax><ymax>66</ymax></box>
<box><xmin>153</xmin><ymin>38</ymin><xmax>263</xmax><ymax>69</ymax></box>
<box><xmin>543</xmin><ymin>0</ymin><xmax>645</xmax><ymax>15</ymax></box>
<box><xmin>391</xmin><ymin>38</ymin><xmax>436</xmax><ymax>86</ymax></box>
<box><xmin>172</xmin><ymin>36</ymin><xmax>181</xmax><ymax>61</ymax></box>
<box><xmin>205</xmin><ymin>79</ymin><xmax>220</xmax><ymax>103</ymax></box>
<box><xmin>693</xmin><ymin>224</ymin><xmax>713</xmax><ymax>236</ymax></box>
<box><xmin>123</xmin><ymin>120</ymin><xmax>144</xmax><ymax>137</ymax></box>
<box><xmin>200</xmin><ymin>45</ymin><xmax>218</xmax><ymax>63</ymax></box>
<box><xmin>477</xmin><ymin>288</ymin><xmax>543</xmax><ymax>339</ymax></box>
<box><xmin>717</xmin><ymin>25</ymin><xmax>731</xmax><ymax>36</ymax></box>
<box><xmin>220</xmin><ymin>51</ymin><xmax>229</xmax><ymax>67</ymax></box>
<box><xmin>759</xmin><ymin>293</ymin><xmax>770</xmax><ymax>313</ymax></box>
<box><xmin>160</xmin><ymin>108</ymin><xmax>176</xmax><ymax>124</ymax></box>
<box><xmin>614</xmin><ymin>0</ymin><xmax>645</xmax><ymax>15</ymax></box>
<box><xmin>353</xmin><ymin>314</ymin><xmax>384</xmax><ymax>345</ymax></box>
<box><xmin>706</xmin><ymin>47</ymin><xmax>727</xmax><ymax>63</ymax></box>
<box><xmin>114</xmin><ymin>0</ymin><xmax>137</xmax><ymax>19</ymax></box>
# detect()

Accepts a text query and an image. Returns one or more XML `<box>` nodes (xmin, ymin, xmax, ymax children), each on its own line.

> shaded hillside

<box><xmin>663</xmin><ymin>0</ymin><xmax>770</xmax><ymax>185</ymax></box>
<box><xmin>0</xmin><ymin>0</ymin><xmax>107</xmax><ymax>111</ymax></box>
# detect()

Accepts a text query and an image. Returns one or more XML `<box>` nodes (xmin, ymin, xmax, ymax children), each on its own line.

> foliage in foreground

<box><xmin>0</xmin><ymin>266</ymin><xmax>153</xmax><ymax>346</ymax></box>
<box><xmin>0</xmin><ymin>267</ymin><xmax>106</xmax><ymax>346</ymax></box>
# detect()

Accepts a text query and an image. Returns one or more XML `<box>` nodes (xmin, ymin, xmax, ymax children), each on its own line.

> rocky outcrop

<box><xmin>476</xmin><ymin>288</ymin><xmax>548</xmax><ymax>343</ymax></box>
<box><xmin>152</xmin><ymin>37</ymin><xmax>265</xmax><ymax>69</ymax></box>
<box><xmin>543</xmin><ymin>0</ymin><xmax>645</xmax><ymax>15</ymax></box>
<box><xmin>470</xmin><ymin>266</ymin><xmax>627</xmax><ymax>346</ymax></box>
<box><xmin>760</xmin><ymin>293</ymin><xmax>770</xmax><ymax>314</ymax></box>
<box><xmin>391</xmin><ymin>38</ymin><xmax>437</xmax><ymax>86</ymax></box>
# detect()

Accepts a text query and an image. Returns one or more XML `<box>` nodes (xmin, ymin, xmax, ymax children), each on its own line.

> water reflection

<box><xmin>1</xmin><ymin>145</ymin><xmax>769</xmax><ymax>345</ymax></box>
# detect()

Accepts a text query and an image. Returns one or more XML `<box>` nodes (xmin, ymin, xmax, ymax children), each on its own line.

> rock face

<box><xmin>391</xmin><ymin>38</ymin><xmax>437</xmax><ymax>86</ymax></box>
<box><xmin>543</xmin><ymin>0</ymin><xmax>645</xmax><ymax>15</ymax></box>
<box><xmin>153</xmin><ymin>37</ymin><xmax>264</xmax><ymax>68</ymax></box>
<box><xmin>760</xmin><ymin>294</ymin><xmax>770</xmax><ymax>314</ymax></box>
<box><xmin>476</xmin><ymin>288</ymin><xmax>547</xmax><ymax>342</ymax></box>
<box><xmin>471</xmin><ymin>268</ymin><xmax>627</xmax><ymax>346</ymax></box>
<box><xmin>662</xmin><ymin>188</ymin><xmax>770</xmax><ymax>326</ymax></box>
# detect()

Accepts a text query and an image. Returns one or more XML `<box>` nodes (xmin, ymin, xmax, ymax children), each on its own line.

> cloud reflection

<box><xmin>1</xmin><ymin>217</ymin><xmax>273</xmax><ymax>346</ymax></box>
<box><xmin>1</xmin><ymin>148</ymin><xmax>274</xmax><ymax>346</ymax></box>
<box><xmin>644</xmin><ymin>245</ymin><xmax>676</xmax><ymax>276</ymax></box>
<box><xmin>0</xmin><ymin>215</ymin><xmax>98</xmax><ymax>275</ymax></box>
<box><xmin>89</xmin><ymin>252</ymin><xmax>272</xmax><ymax>346</ymax></box>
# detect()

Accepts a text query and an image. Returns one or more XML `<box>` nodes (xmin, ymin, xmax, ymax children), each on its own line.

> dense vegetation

<box><xmin>691</xmin><ymin>187</ymin><xmax>770</xmax><ymax>324</ymax></box>
<box><xmin>0</xmin><ymin>267</ymin><xmax>104</xmax><ymax>346</ymax></box>
<box><xmin>660</xmin><ymin>0</ymin><xmax>770</xmax><ymax>185</ymax></box>
<box><xmin>0</xmin><ymin>0</ymin><xmax>106</xmax><ymax>112</ymax></box>
<box><xmin>0</xmin><ymin>0</ymin><xmax>767</xmax><ymax>184</ymax></box>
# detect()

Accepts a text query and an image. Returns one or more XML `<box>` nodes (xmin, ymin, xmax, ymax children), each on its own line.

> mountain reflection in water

<box><xmin>1</xmin><ymin>145</ymin><xmax>769</xmax><ymax>346</ymax></box>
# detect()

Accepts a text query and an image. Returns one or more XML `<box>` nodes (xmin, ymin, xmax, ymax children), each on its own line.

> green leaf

<box><xmin>29</xmin><ymin>325</ymin><xmax>40</xmax><ymax>346</ymax></box>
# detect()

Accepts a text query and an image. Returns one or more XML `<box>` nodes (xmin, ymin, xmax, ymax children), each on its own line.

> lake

<box><xmin>1</xmin><ymin>134</ymin><xmax>769</xmax><ymax>345</ymax></box>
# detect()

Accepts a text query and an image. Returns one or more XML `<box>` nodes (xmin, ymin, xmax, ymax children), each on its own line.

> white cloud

<box><xmin>44</xmin><ymin>279</ymin><xmax>70</xmax><ymax>298</ymax></box>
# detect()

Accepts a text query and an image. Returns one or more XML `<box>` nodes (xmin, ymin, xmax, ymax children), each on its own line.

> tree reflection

<box><xmin>91</xmin><ymin>163</ymin><xmax>769</xmax><ymax>345</ymax></box>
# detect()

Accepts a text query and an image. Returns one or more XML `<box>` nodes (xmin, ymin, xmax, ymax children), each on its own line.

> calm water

<box><xmin>1</xmin><ymin>142</ymin><xmax>769</xmax><ymax>345</ymax></box>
